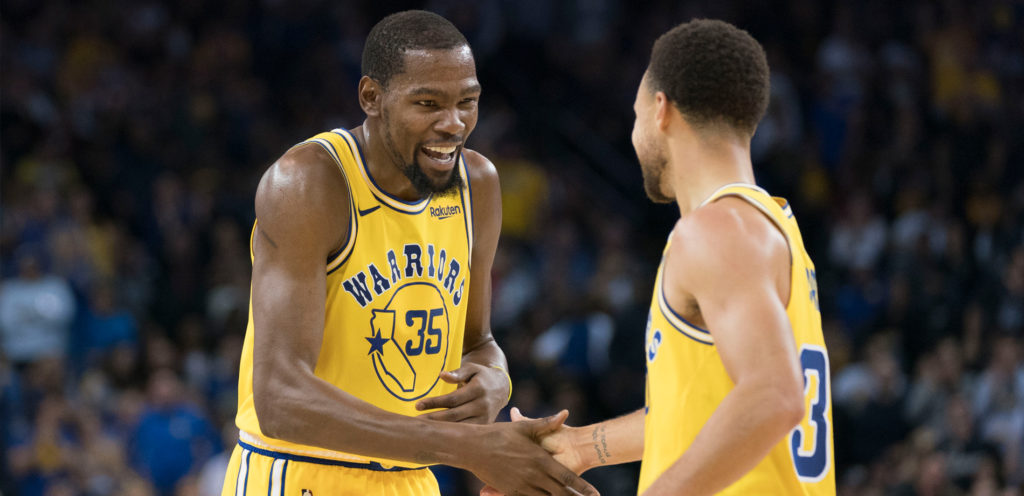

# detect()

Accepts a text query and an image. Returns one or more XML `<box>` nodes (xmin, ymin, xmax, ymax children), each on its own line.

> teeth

<box><xmin>424</xmin><ymin>145</ymin><xmax>457</xmax><ymax>154</ymax></box>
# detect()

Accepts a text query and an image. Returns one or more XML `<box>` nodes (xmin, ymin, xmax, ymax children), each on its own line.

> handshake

<box><xmin>468</xmin><ymin>407</ymin><xmax>599</xmax><ymax>496</ymax></box>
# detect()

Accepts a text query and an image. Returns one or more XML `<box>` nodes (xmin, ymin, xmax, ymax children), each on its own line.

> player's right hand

<box><xmin>479</xmin><ymin>407</ymin><xmax>591</xmax><ymax>496</ymax></box>
<box><xmin>468</xmin><ymin>410</ymin><xmax>599</xmax><ymax>496</ymax></box>
<box><xmin>510</xmin><ymin>407</ymin><xmax>589</xmax><ymax>474</ymax></box>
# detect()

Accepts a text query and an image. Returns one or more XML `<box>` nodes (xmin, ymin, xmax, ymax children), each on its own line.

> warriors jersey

<box><xmin>234</xmin><ymin>128</ymin><xmax>474</xmax><ymax>469</ymax></box>
<box><xmin>638</xmin><ymin>183</ymin><xmax>835</xmax><ymax>495</ymax></box>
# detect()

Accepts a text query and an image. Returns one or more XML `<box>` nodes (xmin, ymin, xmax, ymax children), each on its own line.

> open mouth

<box><xmin>421</xmin><ymin>144</ymin><xmax>459</xmax><ymax>167</ymax></box>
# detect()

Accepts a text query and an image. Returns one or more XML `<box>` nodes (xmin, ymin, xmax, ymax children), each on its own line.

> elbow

<box><xmin>253</xmin><ymin>367</ymin><xmax>304</xmax><ymax>440</ymax></box>
<box><xmin>770</xmin><ymin>386</ymin><xmax>806</xmax><ymax>434</ymax></box>
<box><xmin>253</xmin><ymin>379</ymin><xmax>285</xmax><ymax>439</ymax></box>
<box><xmin>778</xmin><ymin>395</ymin><xmax>806</xmax><ymax>431</ymax></box>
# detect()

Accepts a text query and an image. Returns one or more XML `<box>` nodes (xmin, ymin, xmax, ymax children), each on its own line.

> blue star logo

<box><xmin>366</xmin><ymin>330</ymin><xmax>388</xmax><ymax>355</ymax></box>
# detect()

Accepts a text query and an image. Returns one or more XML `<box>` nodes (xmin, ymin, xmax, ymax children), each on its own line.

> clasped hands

<box><xmin>419</xmin><ymin>364</ymin><xmax>597</xmax><ymax>495</ymax></box>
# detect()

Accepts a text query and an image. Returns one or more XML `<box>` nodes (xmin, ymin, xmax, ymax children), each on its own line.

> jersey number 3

<box><xmin>790</xmin><ymin>345</ymin><xmax>830</xmax><ymax>481</ymax></box>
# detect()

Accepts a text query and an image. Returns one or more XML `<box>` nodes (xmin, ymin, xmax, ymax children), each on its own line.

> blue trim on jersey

<box><xmin>459</xmin><ymin>154</ymin><xmax>472</xmax><ymax>263</ymax></box>
<box><xmin>659</xmin><ymin>310</ymin><xmax>715</xmax><ymax>346</ymax></box>
<box><xmin>333</xmin><ymin>129</ymin><xmax>432</xmax><ymax>214</ymax></box>
<box><xmin>325</xmin><ymin>210</ymin><xmax>355</xmax><ymax>276</ymax></box>
<box><xmin>659</xmin><ymin>277</ymin><xmax>710</xmax><ymax>334</ymax></box>
<box><xmin>266</xmin><ymin>460</ymin><xmax>273</xmax><ymax>496</ymax></box>
<box><xmin>306</xmin><ymin>136</ymin><xmax>358</xmax><ymax>275</ymax></box>
<box><xmin>243</xmin><ymin>449</ymin><xmax>253</xmax><ymax>495</ymax></box>
<box><xmin>281</xmin><ymin>460</ymin><xmax>288</xmax><ymax>495</ymax></box>
<box><xmin>237</xmin><ymin>441</ymin><xmax>428</xmax><ymax>472</ymax></box>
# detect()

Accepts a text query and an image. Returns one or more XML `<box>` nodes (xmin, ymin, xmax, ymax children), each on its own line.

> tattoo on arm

<box><xmin>260</xmin><ymin>228</ymin><xmax>279</xmax><ymax>249</ymax></box>
<box><xmin>591</xmin><ymin>425</ymin><xmax>611</xmax><ymax>466</ymax></box>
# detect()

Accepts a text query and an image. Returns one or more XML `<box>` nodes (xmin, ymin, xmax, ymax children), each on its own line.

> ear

<box><xmin>654</xmin><ymin>91</ymin><xmax>672</xmax><ymax>132</ymax></box>
<box><xmin>358</xmin><ymin>76</ymin><xmax>383</xmax><ymax>117</ymax></box>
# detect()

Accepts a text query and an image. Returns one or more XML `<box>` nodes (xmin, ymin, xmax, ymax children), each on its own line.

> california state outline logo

<box><xmin>364</xmin><ymin>282</ymin><xmax>450</xmax><ymax>400</ymax></box>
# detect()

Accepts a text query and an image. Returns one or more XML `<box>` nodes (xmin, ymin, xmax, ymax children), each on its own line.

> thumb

<box><xmin>531</xmin><ymin>409</ymin><xmax>569</xmax><ymax>437</ymax></box>
<box><xmin>510</xmin><ymin>406</ymin><xmax>535</xmax><ymax>423</ymax></box>
<box><xmin>439</xmin><ymin>364</ymin><xmax>477</xmax><ymax>384</ymax></box>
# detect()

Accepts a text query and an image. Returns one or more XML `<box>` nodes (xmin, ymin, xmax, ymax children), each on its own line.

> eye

<box><xmin>416</xmin><ymin>100</ymin><xmax>437</xmax><ymax>107</ymax></box>
<box><xmin>459</xmin><ymin>98</ymin><xmax>478</xmax><ymax>105</ymax></box>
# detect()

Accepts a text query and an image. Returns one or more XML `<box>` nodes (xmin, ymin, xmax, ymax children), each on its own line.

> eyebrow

<box><xmin>408</xmin><ymin>83</ymin><xmax>482</xmax><ymax>97</ymax></box>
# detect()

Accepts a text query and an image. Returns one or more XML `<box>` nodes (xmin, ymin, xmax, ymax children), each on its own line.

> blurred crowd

<box><xmin>1</xmin><ymin>0</ymin><xmax>1022</xmax><ymax>495</ymax></box>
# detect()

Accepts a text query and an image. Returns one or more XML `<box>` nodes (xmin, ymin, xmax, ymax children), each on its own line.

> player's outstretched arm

<box><xmin>250</xmin><ymin>143</ymin><xmax>596</xmax><ymax>496</ymax></box>
<box><xmin>481</xmin><ymin>408</ymin><xmax>643</xmax><ymax>496</ymax></box>
<box><xmin>642</xmin><ymin>198</ymin><xmax>805</xmax><ymax>496</ymax></box>
<box><xmin>417</xmin><ymin>150</ymin><xmax>511</xmax><ymax>425</ymax></box>
<box><xmin>512</xmin><ymin>407</ymin><xmax>645</xmax><ymax>474</ymax></box>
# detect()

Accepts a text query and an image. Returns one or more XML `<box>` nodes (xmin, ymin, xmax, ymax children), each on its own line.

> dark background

<box><xmin>1</xmin><ymin>0</ymin><xmax>1022</xmax><ymax>495</ymax></box>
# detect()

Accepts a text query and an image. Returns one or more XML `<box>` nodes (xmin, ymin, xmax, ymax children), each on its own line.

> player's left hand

<box><xmin>416</xmin><ymin>362</ymin><xmax>510</xmax><ymax>424</ymax></box>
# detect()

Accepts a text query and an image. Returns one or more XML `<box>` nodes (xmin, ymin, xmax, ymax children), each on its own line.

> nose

<box><xmin>435</xmin><ymin>108</ymin><xmax>465</xmax><ymax>137</ymax></box>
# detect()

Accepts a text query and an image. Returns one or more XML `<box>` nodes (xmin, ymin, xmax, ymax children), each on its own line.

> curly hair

<box><xmin>361</xmin><ymin>10</ymin><xmax>470</xmax><ymax>88</ymax></box>
<box><xmin>647</xmin><ymin>19</ymin><xmax>769</xmax><ymax>136</ymax></box>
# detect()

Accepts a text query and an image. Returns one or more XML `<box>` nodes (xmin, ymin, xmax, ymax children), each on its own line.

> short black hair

<box><xmin>361</xmin><ymin>10</ymin><xmax>470</xmax><ymax>88</ymax></box>
<box><xmin>647</xmin><ymin>19</ymin><xmax>769</xmax><ymax>136</ymax></box>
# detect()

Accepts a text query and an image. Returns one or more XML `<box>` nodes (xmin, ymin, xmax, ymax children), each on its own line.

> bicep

<box><xmin>697</xmin><ymin>283</ymin><xmax>798</xmax><ymax>386</ymax></box>
<box><xmin>250</xmin><ymin>150</ymin><xmax>347</xmax><ymax>374</ymax></box>
<box><xmin>251</xmin><ymin>229</ymin><xmax>328</xmax><ymax>372</ymax></box>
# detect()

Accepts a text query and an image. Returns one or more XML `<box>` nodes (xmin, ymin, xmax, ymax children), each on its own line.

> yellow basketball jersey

<box><xmin>234</xmin><ymin>128</ymin><xmax>474</xmax><ymax>469</ymax></box>
<box><xmin>638</xmin><ymin>183</ymin><xmax>835</xmax><ymax>495</ymax></box>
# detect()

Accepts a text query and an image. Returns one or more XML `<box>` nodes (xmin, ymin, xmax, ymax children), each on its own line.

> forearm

<box><xmin>259</xmin><ymin>366</ymin><xmax>481</xmax><ymax>468</ymax></box>
<box><xmin>643</xmin><ymin>383</ymin><xmax>801</xmax><ymax>496</ymax></box>
<box><xmin>574</xmin><ymin>408</ymin><xmax>645</xmax><ymax>471</ymax></box>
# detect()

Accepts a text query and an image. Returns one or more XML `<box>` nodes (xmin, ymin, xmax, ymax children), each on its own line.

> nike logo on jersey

<box><xmin>358</xmin><ymin>205</ymin><xmax>381</xmax><ymax>217</ymax></box>
<box><xmin>430</xmin><ymin>205</ymin><xmax>461</xmax><ymax>220</ymax></box>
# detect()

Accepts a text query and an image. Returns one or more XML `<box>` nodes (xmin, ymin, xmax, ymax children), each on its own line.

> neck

<box><xmin>665</xmin><ymin>132</ymin><xmax>755</xmax><ymax>216</ymax></box>
<box><xmin>355</xmin><ymin>121</ymin><xmax>423</xmax><ymax>201</ymax></box>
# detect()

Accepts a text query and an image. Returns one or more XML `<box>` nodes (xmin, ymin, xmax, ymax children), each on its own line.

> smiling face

<box><xmin>376</xmin><ymin>45</ymin><xmax>480</xmax><ymax>197</ymax></box>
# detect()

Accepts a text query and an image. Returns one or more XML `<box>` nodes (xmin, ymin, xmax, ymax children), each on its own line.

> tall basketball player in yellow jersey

<box><xmin>484</xmin><ymin>18</ymin><xmax>835</xmax><ymax>496</ymax></box>
<box><xmin>222</xmin><ymin>10</ymin><xmax>596</xmax><ymax>496</ymax></box>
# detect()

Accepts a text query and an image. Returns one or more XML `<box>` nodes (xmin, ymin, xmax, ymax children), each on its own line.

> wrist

<box><xmin>575</xmin><ymin>425</ymin><xmax>603</xmax><ymax>472</ymax></box>
<box><xmin>489</xmin><ymin>364</ymin><xmax>512</xmax><ymax>404</ymax></box>
<box><xmin>436</xmin><ymin>421</ymin><xmax>488</xmax><ymax>469</ymax></box>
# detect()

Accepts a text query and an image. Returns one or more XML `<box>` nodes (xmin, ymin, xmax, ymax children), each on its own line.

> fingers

<box><xmin>530</xmin><ymin>409</ymin><xmax>568</xmax><ymax>437</ymax></box>
<box><xmin>438</xmin><ymin>370</ymin><xmax>463</xmax><ymax>384</ymax></box>
<box><xmin>439</xmin><ymin>363</ymin><xmax>482</xmax><ymax>384</ymax></box>
<box><xmin>539</xmin><ymin>459</ymin><xmax>599</xmax><ymax>496</ymax></box>
<box><xmin>418</xmin><ymin>404</ymin><xmax>483</xmax><ymax>423</ymax></box>
<box><xmin>561</xmin><ymin>470</ymin><xmax>600</xmax><ymax>496</ymax></box>
<box><xmin>416</xmin><ymin>383</ymin><xmax>476</xmax><ymax>411</ymax></box>
<box><xmin>536</xmin><ymin>467</ymin><xmax>599</xmax><ymax>496</ymax></box>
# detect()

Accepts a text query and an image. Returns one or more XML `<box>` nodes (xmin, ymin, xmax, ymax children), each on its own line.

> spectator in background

<box><xmin>0</xmin><ymin>248</ymin><xmax>75</xmax><ymax>368</ymax></box>
<box><xmin>77</xmin><ymin>281</ymin><xmax>138</xmax><ymax>369</ymax></box>
<box><xmin>130</xmin><ymin>369</ymin><xmax>219</xmax><ymax>496</ymax></box>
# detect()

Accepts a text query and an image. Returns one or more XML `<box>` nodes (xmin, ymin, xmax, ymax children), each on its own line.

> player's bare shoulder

<box><xmin>461</xmin><ymin>148</ymin><xmax>499</xmax><ymax>194</ymax></box>
<box><xmin>669</xmin><ymin>196</ymin><xmax>789</xmax><ymax>293</ymax></box>
<box><xmin>460</xmin><ymin>148</ymin><xmax>501</xmax><ymax>257</ymax></box>
<box><xmin>254</xmin><ymin>141</ymin><xmax>351</xmax><ymax>257</ymax></box>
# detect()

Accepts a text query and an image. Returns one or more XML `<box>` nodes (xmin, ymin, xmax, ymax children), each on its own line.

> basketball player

<box><xmin>222</xmin><ymin>11</ymin><xmax>596</xmax><ymax>496</ymax></box>
<box><xmin>486</xmin><ymin>18</ymin><xmax>835</xmax><ymax>496</ymax></box>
